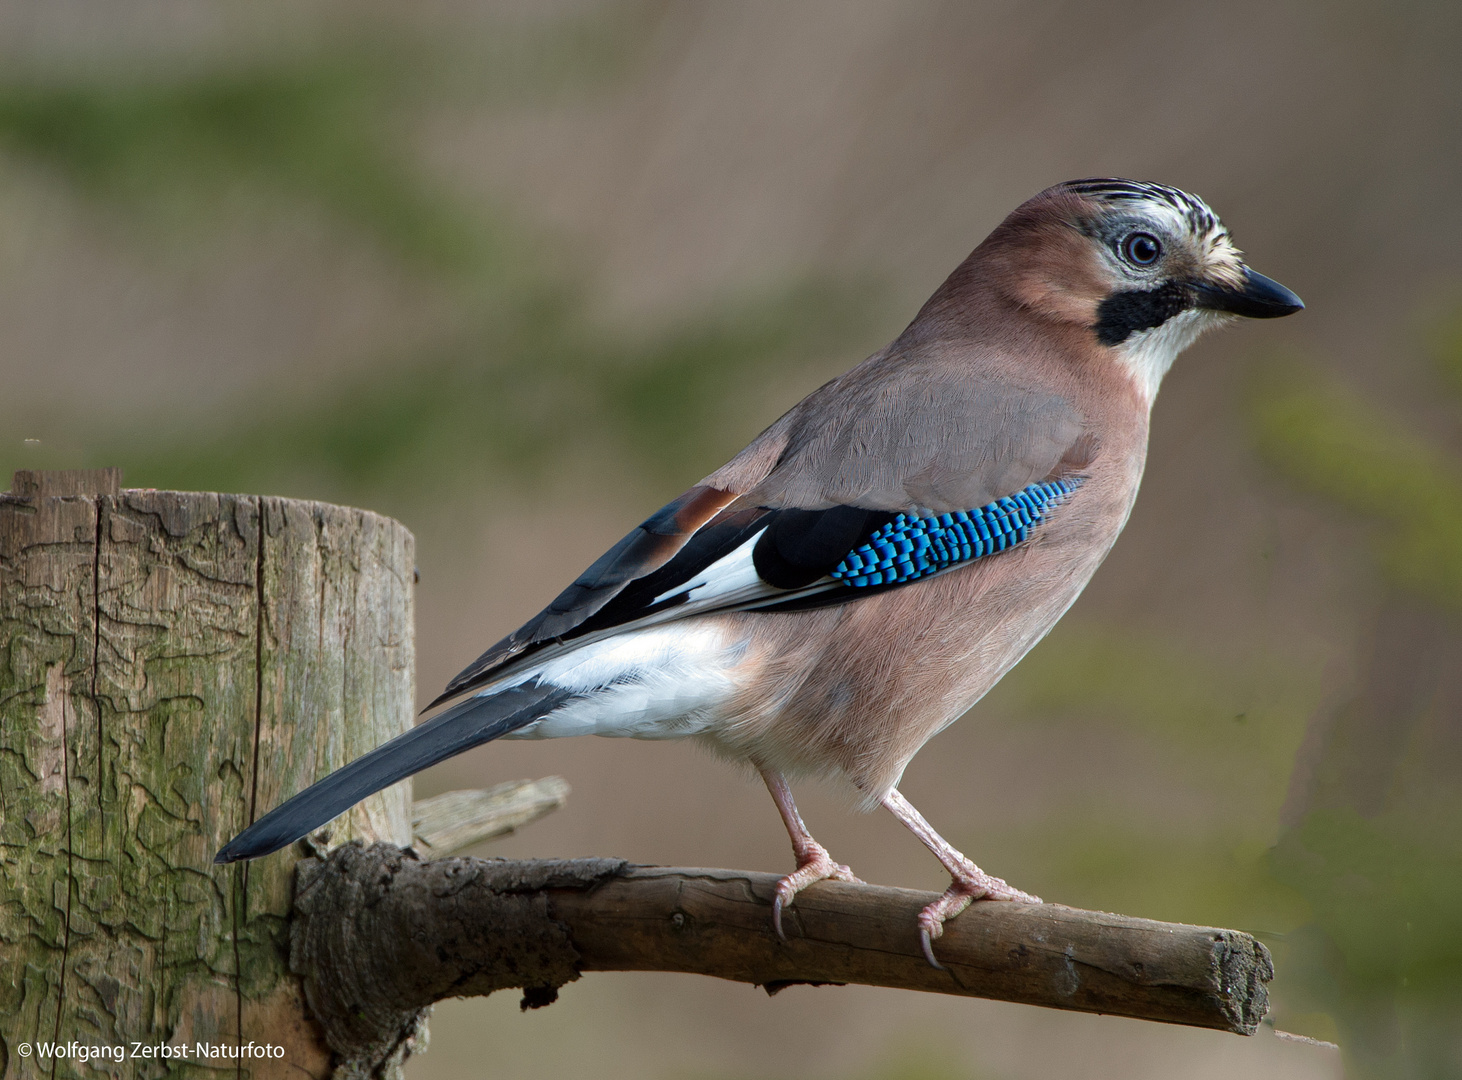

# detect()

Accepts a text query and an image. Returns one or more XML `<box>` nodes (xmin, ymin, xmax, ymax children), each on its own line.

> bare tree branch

<box><xmin>410</xmin><ymin>777</ymin><xmax>570</xmax><ymax>857</ymax></box>
<box><xmin>292</xmin><ymin>843</ymin><xmax>1272</xmax><ymax>1077</ymax></box>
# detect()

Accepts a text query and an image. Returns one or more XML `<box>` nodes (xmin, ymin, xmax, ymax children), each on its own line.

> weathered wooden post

<box><xmin>0</xmin><ymin>470</ymin><xmax>416</xmax><ymax>1080</ymax></box>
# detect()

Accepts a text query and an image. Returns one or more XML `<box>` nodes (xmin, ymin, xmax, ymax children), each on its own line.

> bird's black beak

<box><xmin>1192</xmin><ymin>267</ymin><xmax>1304</xmax><ymax>319</ymax></box>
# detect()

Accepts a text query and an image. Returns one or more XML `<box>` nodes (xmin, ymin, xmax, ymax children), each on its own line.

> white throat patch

<box><xmin>1115</xmin><ymin>308</ymin><xmax>1228</xmax><ymax>407</ymax></box>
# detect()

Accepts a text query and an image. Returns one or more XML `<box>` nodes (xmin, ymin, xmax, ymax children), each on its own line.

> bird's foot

<box><xmin>772</xmin><ymin>844</ymin><xmax>861</xmax><ymax>940</ymax></box>
<box><xmin>918</xmin><ymin>861</ymin><xmax>1041</xmax><ymax>969</ymax></box>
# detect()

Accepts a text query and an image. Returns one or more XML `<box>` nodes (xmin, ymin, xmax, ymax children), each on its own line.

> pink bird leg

<box><xmin>881</xmin><ymin>788</ymin><xmax>1041</xmax><ymax>968</ymax></box>
<box><xmin>760</xmin><ymin>767</ymin><xmax>861</xmax><ymax>939</ymax></box>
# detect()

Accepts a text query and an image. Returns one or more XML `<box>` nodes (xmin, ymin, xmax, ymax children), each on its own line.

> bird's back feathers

<box><xmin>728</xmin><ymin>360</ymin><xmax>1085</xmax><ymax>514</ymax></box>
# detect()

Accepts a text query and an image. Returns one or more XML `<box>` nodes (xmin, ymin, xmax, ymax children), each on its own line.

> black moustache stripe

<box><xmin>1093</xmin><ymin>281</ymin><xmax>1193</xmax><ymax>346</ymax></box>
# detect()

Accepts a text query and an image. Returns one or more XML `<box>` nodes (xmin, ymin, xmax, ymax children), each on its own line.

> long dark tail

<box><xmin>214</xmin><ymin>682</ymin><xmax>574</xmax><ymax>864</ymax></box>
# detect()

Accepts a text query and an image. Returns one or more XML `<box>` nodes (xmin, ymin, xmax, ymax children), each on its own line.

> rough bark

<box><xmin>293</xmin><ymin>844</ymin><xmax>1273</xmax><ymax>1076</ymax></box>
<box><xmin>0</xmin><ymin>473</ymin><xmax>415</xmax><ymax>1080</ymax></box>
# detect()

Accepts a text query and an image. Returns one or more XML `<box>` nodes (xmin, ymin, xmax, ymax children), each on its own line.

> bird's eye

<box><xmin>1122</xmin><ymin>232</ymin><xmax>1162</xmax><ymax>266</ymax></box>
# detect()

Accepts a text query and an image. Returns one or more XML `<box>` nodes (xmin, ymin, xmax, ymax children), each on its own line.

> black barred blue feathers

<box><xmin>831</xmin><ymin>479</ymin><xmax>1083</xmax><ymax>587</ymax></box>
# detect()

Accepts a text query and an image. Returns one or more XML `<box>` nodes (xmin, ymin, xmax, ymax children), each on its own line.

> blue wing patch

<box><xmin>830</xmin><ymin>479</ymin><xmax>1083</xmax><ymax>587</ymax></box>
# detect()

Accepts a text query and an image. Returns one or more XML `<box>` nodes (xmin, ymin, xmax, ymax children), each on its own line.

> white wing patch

<box><xmin>652</xmin><ymin>529</ymin><xmax>774</xmax><ymax>609</ymax></box>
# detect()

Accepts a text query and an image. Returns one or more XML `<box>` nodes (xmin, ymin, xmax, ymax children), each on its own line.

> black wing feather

<box><xmin>573</xmin><ymin>506</ymin><xmax>772</xmax><ymax>634</ymax></box>
<box><xmin>751</xmin><ymin>506</ymin><xmax>895</xmax><ymax>589</ymax></box>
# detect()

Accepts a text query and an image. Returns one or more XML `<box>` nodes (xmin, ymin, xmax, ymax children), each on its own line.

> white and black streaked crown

<box><xmin>1062</xmin><ymin>178</ymin><xmax>1228</xmax><ymax>244</ymax></box>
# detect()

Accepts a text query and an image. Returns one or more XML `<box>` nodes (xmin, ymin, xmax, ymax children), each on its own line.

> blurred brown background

<box><xmin>5</xmin><ymin>2</ymin><xmax>1461</xmax><ymax>1077</ymax></box>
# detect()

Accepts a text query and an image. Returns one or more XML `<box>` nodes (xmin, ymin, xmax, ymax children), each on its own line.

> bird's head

<box><xmin>973</xmin><ymin>178</ymin><xmax>1304</xmax><ymax>404</ymax></box>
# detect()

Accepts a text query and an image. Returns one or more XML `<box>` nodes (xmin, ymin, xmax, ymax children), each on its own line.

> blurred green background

<box><xmin>4</xmin><ymin>2</ymin><xmax>1460</xmax><ymax>1078</ymax></box>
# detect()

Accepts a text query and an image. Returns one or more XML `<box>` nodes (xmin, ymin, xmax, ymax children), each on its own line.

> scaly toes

<box><xmin>917</xmin><ymin>868</ymin><xmax>1042</xmax><ymax>967</ymax></box>
<box><xmin>980</xmin><ymin>876</ymin><xmax>1042</xmax><ymax>904</ymax></box>
<box><xmin>828</xmin><ymin>861</ymin><xmax>861</xmax><ymax>885</ymax></box>
<box><xmin>915</xmin><ymin>887</ymin><xmax>977</xmax><ymax>969</ymax></box>
<box><xmin>772</xmin><ymin>850</ymin><xmax>861</xmax><ymax>940</ymax></box>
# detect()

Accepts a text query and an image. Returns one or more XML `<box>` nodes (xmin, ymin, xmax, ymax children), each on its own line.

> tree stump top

<box><xmin>6</xmin><ymin>469</ymin><xmax>122</xmax><ymax>499</ymax></box>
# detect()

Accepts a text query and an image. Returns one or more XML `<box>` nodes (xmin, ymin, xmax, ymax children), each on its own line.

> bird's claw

<box><xmin>772</xmin><ymin>846</ymin><xmax>860</xmax><ymax>941</ymax></box>
<box><xmin>772</xmin><ymin>892</ymin><xmax>789</xmax><ymax>941</ymax></box>
<box><xmin>919</xmin><ymin>926</ymin><xmax>945</xmax><ymax>969</ymax></box>
<box><xmin>917</xmin><ymin>864</ymin><xmax>1041</xmax><ymax>968</ymax></box>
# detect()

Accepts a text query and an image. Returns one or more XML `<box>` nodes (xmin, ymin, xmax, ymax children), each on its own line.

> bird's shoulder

<box><xmin>709</xmin><ymin>338</ymin><xmax>1090</xmax><ymax>513</ymax></box>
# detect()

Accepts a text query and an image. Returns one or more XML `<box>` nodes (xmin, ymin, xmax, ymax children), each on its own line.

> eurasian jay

<box><xmin>218</xmin><ymin>179</ymin><xmax>1302</xmax><ymax>965</ymax></box>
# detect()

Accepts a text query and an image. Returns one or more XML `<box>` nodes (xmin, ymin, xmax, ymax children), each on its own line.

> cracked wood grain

<box><xmin>1</xmin><ymin>475</ymin><xmax>416</xmax><ymax>1080</ymax></box>
<box><xmin>292</xmin><ymin>845</ymin><xmax>1272</xmax><ymax>1076</ymax></box>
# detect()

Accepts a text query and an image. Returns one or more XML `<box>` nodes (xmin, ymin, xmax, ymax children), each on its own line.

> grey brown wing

<box><xmin>436</xmin><ymin>354</ymin><xmax>1091</xmax><ymax>705</ymax></box>
<box><xmin>727</xmin><ymin>360</ymin><xmax>1089</xmax><ymax>513</ymax></box>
